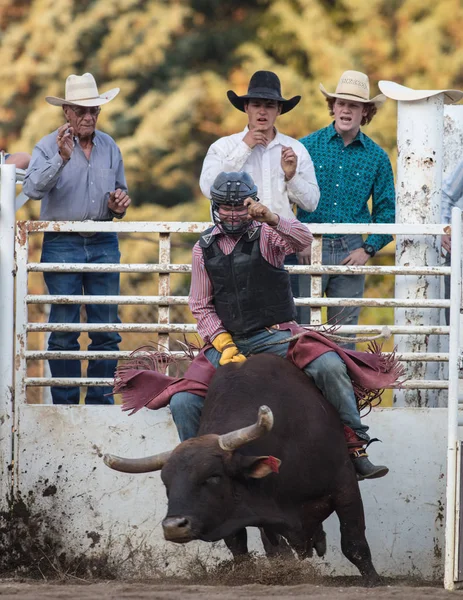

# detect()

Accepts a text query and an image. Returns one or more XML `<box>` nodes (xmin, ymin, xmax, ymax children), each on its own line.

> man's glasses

<box><xmin>68</xmin><ymin>106</ymin><xmax>101</xmax><ymax>118</ymax></box>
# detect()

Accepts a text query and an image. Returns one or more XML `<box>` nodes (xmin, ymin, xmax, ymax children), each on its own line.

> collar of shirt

<box><xmin>327</xmin><ymin>122</ymin><xmax>366</xmax><ymax>148</ymax></box>
<box><xmin>72</xmin><ymin>131</ymin><xmax>98</xmax><ymax>146</ymax></box>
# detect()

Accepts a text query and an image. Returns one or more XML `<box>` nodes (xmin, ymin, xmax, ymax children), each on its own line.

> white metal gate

<box><xmin>2</xmin><ymin>160</ymin><xmax>463</xmax><ymax>582</ymax></box>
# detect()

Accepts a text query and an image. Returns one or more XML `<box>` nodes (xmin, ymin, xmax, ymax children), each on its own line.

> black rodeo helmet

<box><xmin>210</xmin><ymin>171</ymin><xmax>258</xmax><ymax>234</ymax></box>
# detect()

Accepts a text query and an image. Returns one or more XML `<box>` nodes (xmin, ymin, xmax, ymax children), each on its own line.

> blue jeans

<box><xmin>299</xmin><ymin>234</ymin><xmax>366</xmax><ymax>350</ymax></box>
<box><xmin>41</xmin><ymin>232</ymin><xmax>122</xmax><ymax>405</ymax></box>
<box><xmin>170</xmin><ymin>328</ymin><xmax>369</xmax><ymax>442</ymax></box>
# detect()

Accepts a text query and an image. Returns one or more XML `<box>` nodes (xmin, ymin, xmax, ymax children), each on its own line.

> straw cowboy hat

<box><xmin>319</xmin><ymin>70</ymin><xmax>386</xmax><ymax>107</ymax></box>
<box><xmin>227</xmin><ymin>71</ymin><xmax>301</xmax><ymax>115</ymax></box>
<box><xmin>378</xmin><ymin>80</ymin><xmax>463</xmax><ymax>105</ymax></box>
<box><xmin>45</xmin><ymin>73</ymin><xmax>119</xmax><ymax>107</ymax></box>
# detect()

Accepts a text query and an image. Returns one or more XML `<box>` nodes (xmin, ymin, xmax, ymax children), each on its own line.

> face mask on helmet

<box><xmin>210</xmin><ymin>171</ymin><xmax>259</xmax><ymax>234</ymax></box>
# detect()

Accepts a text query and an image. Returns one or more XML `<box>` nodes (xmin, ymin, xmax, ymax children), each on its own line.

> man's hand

<box><xmin>442</xmin><ymin>234</ymin><xmax>452</xmax><ymax>255</ymax></box>
<box><xmin>243</xmin><ymin>129</ymin><xmax>270</xmax><ymax>148</ymax></box>
<box><xmin>212</xmin><ymin>332</ymin><xmax>247</xmax><ymax>366</ymax></box>
<box><xmin>244</xmin><ymin>197</ymin><xmax>279</xmax><ymax>226</ymax></box>
<box><xmin>281</xmin><ymin>146</ymin><xmax>297</xmax><ymax>181</ymax></box>
<box><xmin>342</xmin><ymin>248</ymin><xmax>370</xmax><ymax>266</ymax></box>
<box><xmin>56</xmin><ymin>122</ymin><xmax>75</xmax><ymax>162</ymax></box>
<box><xmin>108</xmin><ymin>189</ymin><xmax>131</xmax><ymax>215</ymax></box>
<box><xmin>297</xmin><ymin>246</ymin><xmax>312</xmax><ymax>265</ymax></box>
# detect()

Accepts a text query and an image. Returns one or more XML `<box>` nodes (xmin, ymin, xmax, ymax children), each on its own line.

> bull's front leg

<box><xmin>311</xmin><ymin>523</ymin><xmax>327</xmax><ymax>557</ymax></box>
<box><xmin>260</xmin><ymin>528</ymin><xmax>293</xmax><ymax>558</ymax></box>
<box><xmin>224</xmin><ymin>528</ymin><xmax>249</xmax><ymax>560</ymax></box>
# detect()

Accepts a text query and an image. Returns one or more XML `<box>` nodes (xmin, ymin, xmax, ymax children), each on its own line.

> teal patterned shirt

<box><xmin>298</xmin><ymin>123</ymin><xmax>395</xmax><ymax>252</ymax></box>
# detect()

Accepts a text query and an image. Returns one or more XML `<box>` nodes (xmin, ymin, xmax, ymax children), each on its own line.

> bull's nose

<box><xmin>162</xmin><ymin>516</ymin><xmax>194</xmax><ymax>543</ymax></box>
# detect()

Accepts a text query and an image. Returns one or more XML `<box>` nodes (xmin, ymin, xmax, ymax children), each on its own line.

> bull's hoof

<box><xmin>363</xmin><ymin>572</ymin><xmax>383</xmax><ymax>587</ymax></box>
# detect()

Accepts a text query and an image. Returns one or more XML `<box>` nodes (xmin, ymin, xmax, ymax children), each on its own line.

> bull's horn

<box><xmin>103</xmin><ymin>450</ymin><xmax>172</xmax><ymax>473</ymax></box>
<box><xmin>218</xmin><ymin>405</ymin><xmax>274</xmax><ymax>452</ymax></box>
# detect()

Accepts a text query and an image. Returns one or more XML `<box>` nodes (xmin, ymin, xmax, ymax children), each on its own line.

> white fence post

<box><xmin>393</xmin><ymin>95</ymin><xmax>445</xmax><ymax>407</ymax></box>
<box><xmin>444</xmin><ymin>207</ymin><xmax>463</xmax><ymax>590</ymax></box>
<box><xmin>0</xmin><ymin>164</ymin><xmax>16</xmax><ymax>508</ymax></box>
<box><xmin>440</xmin><ymin>106</ymin><xmax>463</xmax><ymax>384</ymax></box>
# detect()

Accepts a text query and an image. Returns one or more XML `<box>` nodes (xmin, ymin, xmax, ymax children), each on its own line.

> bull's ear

<box><xmin>241</xmin><ymin>455</ymin><xmax>282</xmax><ymax>479</ymax></box>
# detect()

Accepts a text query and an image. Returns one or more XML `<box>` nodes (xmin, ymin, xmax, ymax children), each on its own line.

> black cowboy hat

<box><xmin>227</xmin><ymin>71</ymin><xmax>301</xmax><ymax>115</ymax></box>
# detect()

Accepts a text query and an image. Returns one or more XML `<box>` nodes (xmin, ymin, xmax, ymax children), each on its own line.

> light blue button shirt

<box><xmin>442</xmin><ymin>159</ymin><xmax>463</xmax><ymax>224</ymax></box>
<box><xmin>23</xmin><ymin>129</ymin><xmax>127</xmax><ymax>221</ymax></box>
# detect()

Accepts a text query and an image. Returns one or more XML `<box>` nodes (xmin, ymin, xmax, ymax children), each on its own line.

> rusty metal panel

<box><xmin>9</xmin><ymin>405</ymin><xmax>448</xmax><ymax>578</ymax></box>
<box><xmin>11</xmin><ymin>405</ymin><xmax>227</xmax><ymax>577</ymax></box>
<box><xmin>320</xmin><ymin>408</ymin><xmax>448</xmax><ymax>579</ymax></box>
<box><xmin>0</xmin><ymin>165</ymin><xmax>16</xmax><ymax>510</ymax></box>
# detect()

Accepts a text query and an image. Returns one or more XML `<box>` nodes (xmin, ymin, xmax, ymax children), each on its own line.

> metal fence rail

<box><xmin>14</xmin><ymin>218</ymin><xmax>455</xmax><ymax>396</ymax></box>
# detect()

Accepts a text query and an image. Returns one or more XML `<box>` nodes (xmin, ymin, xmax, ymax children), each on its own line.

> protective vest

<box><xmin>199</xmin><ymin>226</ymin><xmax>296</xmax><ymax>336</ymax></box>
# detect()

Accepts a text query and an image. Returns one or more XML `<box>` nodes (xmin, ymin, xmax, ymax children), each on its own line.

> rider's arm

<box><xmin>189</xmin><ymin>242</ymin><xmax>227</xmax><ymax>344</ymax></box>
<box><xmin>261</xmin><ymin>216</ymin><xmax>313</xmax><ymax>264</ymax></box>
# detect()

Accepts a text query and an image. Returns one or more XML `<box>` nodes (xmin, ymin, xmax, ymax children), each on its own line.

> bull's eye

<box><xmin>205</xmin><ymin>475</ymin><xmax>221</xmax><ymax>486</ymax></box>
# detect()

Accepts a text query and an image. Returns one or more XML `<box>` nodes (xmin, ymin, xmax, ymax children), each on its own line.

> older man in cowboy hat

<box><xmin>297</xmin><ymin>70</ymin><xmax>395</xmax><ymax>345</ymax></box>
<box><xmin>23</xmin><ymin>73</ymin><xmax>131</xmax><ymax>405</ymax></box>
<box><xmin>199</xmin><ymin>70</ymin><xmax>320</xmax><ymax>303</ymax></box>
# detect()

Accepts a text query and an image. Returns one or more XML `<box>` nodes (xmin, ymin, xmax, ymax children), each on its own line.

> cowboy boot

<box><xmin>343</xmin><ymin>426</ymin><xmax>389</xmax><ymax>481</ymax></box>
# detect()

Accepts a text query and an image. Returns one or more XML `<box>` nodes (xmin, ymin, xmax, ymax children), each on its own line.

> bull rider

<box><xmin>115</xmin><ymin>172</ymin><xmax>403</xmax><ymax>481</ymax></box>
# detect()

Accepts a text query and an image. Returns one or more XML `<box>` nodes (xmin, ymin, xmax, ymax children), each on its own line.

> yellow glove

<box><xmin>212</xmin><ymin>332</ymin><xmax>247</xmax><ymax>366</ymax></box>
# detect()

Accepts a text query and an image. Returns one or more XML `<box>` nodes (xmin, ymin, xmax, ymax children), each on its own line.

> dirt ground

<box><xmin>1</xmin><ymin>558</ymin><xmax>462</xmax><ymax>599</ymax></box>
<box><xmin>0</xmin><ymin>581</ymin><xmax>463</xmax><ymax>599</ymax></box>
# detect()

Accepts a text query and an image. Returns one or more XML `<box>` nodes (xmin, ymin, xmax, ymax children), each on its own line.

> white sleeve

<box><xmin>199</xmin><ymin>139</ymin><xmax>253</xmax><ymax>198</ymax></box>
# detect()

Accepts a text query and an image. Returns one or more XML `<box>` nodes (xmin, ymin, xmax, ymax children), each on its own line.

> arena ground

<box><xmin>0</xmin><ymin>581</ymin><xmax>463</xmax><ymax>599</ymax></box>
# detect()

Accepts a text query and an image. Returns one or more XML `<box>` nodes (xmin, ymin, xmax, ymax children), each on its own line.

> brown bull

<box><xmin>104</xmin><ymin>353</ymin><xmax>380</xmax><ymax>584</ymax></box>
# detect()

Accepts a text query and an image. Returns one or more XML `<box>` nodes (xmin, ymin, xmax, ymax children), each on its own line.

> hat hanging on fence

<box><xmin>46</xmin><ymin>73</ymin><xmax>119</xmax><ymax>107</ymax></box>
<box><xmin>378</xmin><ymin>80</ymin><xmax>463</xmax><ymax>105</ymax></box>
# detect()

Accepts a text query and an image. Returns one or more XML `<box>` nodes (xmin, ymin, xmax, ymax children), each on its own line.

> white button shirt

<box><xmin>199</xmin><ymin>127</ymin><xmax>320</xmax><ymax>220</ymax></box>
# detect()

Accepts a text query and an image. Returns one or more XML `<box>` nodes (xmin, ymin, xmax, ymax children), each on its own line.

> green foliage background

<box><xmin>1</xmin><ymin>0</ymin><xmax>462</xmax><ymax>401</ymax></box>
<box><xmin>2</xmin><ymin>0</ymin><xmax>463</xmax><ymax>211</ymax></box>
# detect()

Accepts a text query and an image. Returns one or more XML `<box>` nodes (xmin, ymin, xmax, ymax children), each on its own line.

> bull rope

<box><xmin>247</xmin><ymin>325</ymin><xmax>393</xmax><ymax>355</ymax></box>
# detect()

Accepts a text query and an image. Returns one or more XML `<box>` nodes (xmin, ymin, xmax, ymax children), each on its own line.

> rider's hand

<box><xmin>244</xmin><ymin>197</ymin><xmax>279</xmax><ymax>226</ymax></box>
<box><xmin>212</xmin><ymin>333</ymin><xmax>247</xmax><ymax>366</ymax></box>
